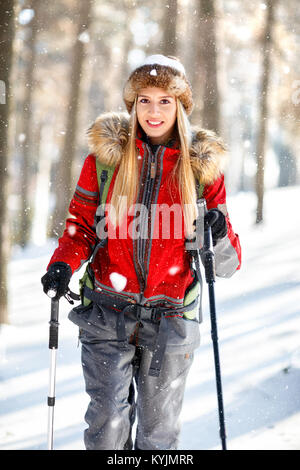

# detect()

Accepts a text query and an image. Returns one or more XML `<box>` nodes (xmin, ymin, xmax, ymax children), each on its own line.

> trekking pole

<box><xmin>202</xmin><ymin>202</ymin><xmax>227</xmax><ymax>451</ymax></box>
<box><xmin>46</xmin><ymin>286</ymin><xmax>59</xmax><ymax>450</ymax></box>
<box><xmin>45</xmin><ymin>284</ymin><xmax>80</xmax><ymax>450</ymax></box>
<box><xmin>186</xmin><ymin>199</ymin><xmax>227</xmax><ymax>449</ymax></box>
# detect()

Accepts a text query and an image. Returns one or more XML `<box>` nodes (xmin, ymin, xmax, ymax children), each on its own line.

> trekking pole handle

<box><xmin>185</xmin><ymin>198</ymin><xmax>206</xmax><ymax>253</ymax></box>
<box><xmin>195</xmin><ymin>198</ymin><xmax>206</xmax><ymax>250</ymax></box>
<box><xmin>49</xmin><ymin>298</ymin><xmax>59</xmax><ymax>350</ymax></box>
<box><xmin>202</xmin><ymin>201</ymin><xmax>216</xmax><ymax>283</ymax></box>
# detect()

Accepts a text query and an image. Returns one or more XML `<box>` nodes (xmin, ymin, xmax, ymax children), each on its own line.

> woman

<box><xmin>41</xmin><ymin>54</ymin><xmax>241</xmax><ymax>450</ymax></box>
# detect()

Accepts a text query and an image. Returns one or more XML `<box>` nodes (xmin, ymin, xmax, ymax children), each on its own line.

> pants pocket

<box><xmin>68</xmin><ymin>300</ymin><xmax>120</xmax><ymax>340</ymax></box>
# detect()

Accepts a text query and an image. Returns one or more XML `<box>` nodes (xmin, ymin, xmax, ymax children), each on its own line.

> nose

<box><xmin>148</xmin><ymin>101</ymin><xmax>160</xmax><ymax>116</ymax></box>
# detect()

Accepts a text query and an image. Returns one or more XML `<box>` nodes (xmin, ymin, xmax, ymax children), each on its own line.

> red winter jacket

<box><xmin>47</xmin><ymin>112</ymin><xmax>241</xmax><ymax>306</ymax></box>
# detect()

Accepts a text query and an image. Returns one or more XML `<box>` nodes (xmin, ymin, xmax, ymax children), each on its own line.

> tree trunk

<box><xmin>50</xmin><ymin>0</ymin><xmax>93</xmax><ymax>239</ymax></box>
<box><xmin>0</xmin><ymin>0</ymin><xmax>15</xmax><ymax>324</ymax></box>
<box><xmin>255</xmin><ymin>0</ymin><xmax>276</xmax><ymax>224</ymax></box>
<box><xmin>120</xmin><ymin>2</ymin><xmax>135</xmax><ymax>91</ymax></box>
<box><xmin>180</xmin><ymin>0</ymin><xmax>202</xmax><ymax>126</ymax></box>
<box><xmin>19</xmin><ymin>0</ymin><xmax>40</xmax><ymax>248</ymax></box>
<box><xmin>197</xmin><ymin>0</ymin><xmax>220</xmax><ymax>133</ymax></box>
<box><xmin>161</xmin><ymin>0</ymin><xmax>178</xmax><ymax>57</ymax></box>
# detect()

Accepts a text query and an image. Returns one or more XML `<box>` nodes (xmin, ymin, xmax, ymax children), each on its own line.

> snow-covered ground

<box><xmin>0</xmin><ymin>186</ymin><xmax>300</xmax><ymax>450</ymax></box>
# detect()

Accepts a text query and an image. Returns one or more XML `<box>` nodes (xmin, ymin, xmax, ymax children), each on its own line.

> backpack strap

<box><xmin>195</xmin><ymin>179</ymin><xmax>205</xmax><ymax>199</ymax></box>
<box><xmin>79</xmin><ymin>158</ymin><xmax>116</xmax><ymax>305</ymax></box>
<box><xmin>89</xmin><ymin>159</ymin><xmax>115</xmax><ymax>261</ymax></box>
<box><xmin>94</xmin><ymin>158</ymin><xmax>116</xmax><ymax>227</ymax></box>
<box><xmin>95</xmin><ymin>158</ymin><xmax>116</xmax><ymax>207</ymax></box>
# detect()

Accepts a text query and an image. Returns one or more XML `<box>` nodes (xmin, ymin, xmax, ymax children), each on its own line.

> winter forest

<box><xmin>0</xmin><ymin>0</ymin><xmax>300</xmax><ymax>452</ymax></box>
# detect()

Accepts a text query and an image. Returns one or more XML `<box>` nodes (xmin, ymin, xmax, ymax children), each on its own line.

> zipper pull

<box><xmin>150</xmin><ymin>162</ymin><xmax>156</xmax><ymax>178</ymax></box>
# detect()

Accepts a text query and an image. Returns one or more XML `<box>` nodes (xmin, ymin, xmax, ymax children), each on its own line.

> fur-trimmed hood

<box><xmin>87</xmin><ymin>112</ymin><xmax>228</xmax><ymax>186</ymax></box>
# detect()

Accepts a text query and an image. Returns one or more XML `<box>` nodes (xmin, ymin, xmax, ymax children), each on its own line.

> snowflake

<box><xmin>109</xmin><ymin>272</ymin><xmax>127</xmax><ymax>292</ymax></box>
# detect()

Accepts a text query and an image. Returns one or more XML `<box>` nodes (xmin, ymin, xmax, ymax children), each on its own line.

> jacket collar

<box><xmin>87</xmin><ymin>112</ymin><xmax>227</xmax><ymax>185</ymax></box>
<box><xmin>136</xmin><ymin>125</ymin><xmax>180</xmax><ymax>151</ymax></box>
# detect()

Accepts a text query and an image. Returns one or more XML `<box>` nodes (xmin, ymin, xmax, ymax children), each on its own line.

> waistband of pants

<box><xmin>82</xmin><ymin>285</ymin><xmax>198</xmax><ymax>377</ymax></box>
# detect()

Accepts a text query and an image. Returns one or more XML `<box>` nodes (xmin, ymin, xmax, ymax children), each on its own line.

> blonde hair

<box><xmin>108</xmin><ymin>97</ymin><xmax>139</xmax><ymax>228</ymax></box>
<box><xmin>174</xmin><ymin>99</ymin><xmax>198</xmax><ymax>238</ymax></box>
<box><xmin>108</xmin><ymin>96</ymin><xmax>197</xmax><ymax>238</ymax></box>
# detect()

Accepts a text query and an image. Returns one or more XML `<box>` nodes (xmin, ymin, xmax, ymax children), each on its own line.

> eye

<box><xmin>138</xmin><ymin>98</ymin><xmax>149</xmax><ymax>103</ymax></box>
<box><xmin>161</xmin><ymin>99</ymin><xmax>171</xmax><ymax>104</ymax></box>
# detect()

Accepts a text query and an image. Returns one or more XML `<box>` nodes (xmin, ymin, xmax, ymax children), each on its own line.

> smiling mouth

<box><xmin>146</xmin><ymin>120</ymin><xmax>163</xmax><ymax>128</ymax></box>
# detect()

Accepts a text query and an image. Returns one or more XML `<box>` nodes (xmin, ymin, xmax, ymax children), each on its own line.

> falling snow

<box><xmin>168</xmin><ymin>266</ymin><xmax>180</xmax><ymax>276</ymax></box>
<box><xmin>68</xmin><ymin>225</ymin><xmax>76</xmax><ymax>236</ymax></box>
<box><xmin>109</xmin><ymin>272</ymin><xmax>127</xmax><ymax>292</ymax></box>
<box><xmin>0</xmin><ymin>187</ymin><xmax>300</xmax><ymax>450</ymax></box>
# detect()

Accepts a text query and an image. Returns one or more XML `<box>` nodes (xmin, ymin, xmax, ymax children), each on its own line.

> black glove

<box><xmin>41</xmin><ymin>262</ymin><xmax>72</xmax><ymax>300</ymax></box>
<box><xmin>204</xmin><ymin>209</ymin><xmax>227</xmax><ymax>245</ymax></box>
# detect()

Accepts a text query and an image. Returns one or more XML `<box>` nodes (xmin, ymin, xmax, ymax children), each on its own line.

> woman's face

<box><xmin>136</xmin><ymin>87</ymin><xmax>177</xmax><ymax>145</ymax></box>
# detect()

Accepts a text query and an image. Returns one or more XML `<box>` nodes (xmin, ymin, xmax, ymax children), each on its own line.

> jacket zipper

<box><xmin>136</xmin><ymin>144</ymin><xmax>158</xmax><ymax>295</ymax></box>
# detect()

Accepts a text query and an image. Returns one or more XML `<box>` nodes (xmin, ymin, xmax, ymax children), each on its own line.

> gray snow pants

<box><xmin>80</xmin><ymin>329</ymin><xmax>194</xmax><ymax>450</ymax></box>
